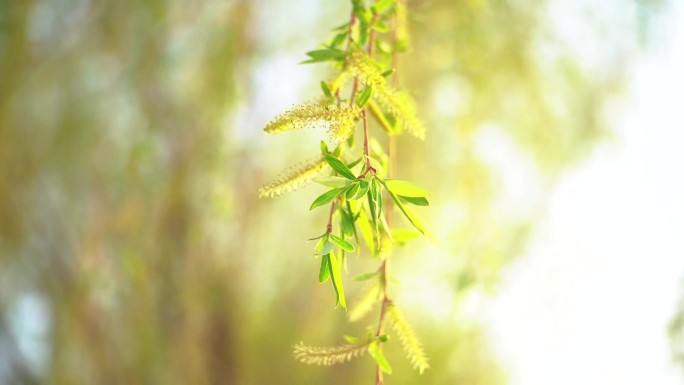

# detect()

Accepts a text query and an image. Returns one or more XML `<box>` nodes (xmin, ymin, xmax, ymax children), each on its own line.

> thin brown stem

<box><xmin>368</xmin><ymin>14</ymin><xmax>379</xmax><ymax>56</ymax></box>
<box><xmin>326</xmin><ymin>200</ymin><xmax>337</xmax><ymax>234</ymax></box>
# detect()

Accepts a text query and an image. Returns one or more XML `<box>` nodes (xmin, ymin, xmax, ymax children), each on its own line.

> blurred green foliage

<box><xmin>0</xmin><ymin>0</ymin><xmax>659</xmax><ymax>384</ymax></box>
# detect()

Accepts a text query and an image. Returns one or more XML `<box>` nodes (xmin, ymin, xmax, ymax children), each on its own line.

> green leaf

<box><xmin>381</xmin><ymin>69</ymin><xmax>395</xmax><ymax>78</ymax></box>
<box><xmin>308</xmin><ymin>232</ymin><xmax>327</xmax><ymax>241</ymax></box>
<box><xmin>332</xmin><ymin>22</ymin><xmax>350</xmax><ymax>32</ymax></box>
<box><xmin>315</xmin><ymin>234</ymin><xmax>334</xmax><ymax>255</ymax></box>
<box><xmin>369</xmin><ymin>101</ymin><xmax>398</xmax><ymax>135</ymax></box>
<box><xmin>356</xmin><ymin>86</ymin><xmax>373</xmax><ymax>108</ymax></box>
<box><xmin>372</xmin><ymin>178</ymin><xmax>383</xmax><ymax>217</ymax></box>
<box><xmin>344</xmin><ymin>335</ymin><xmax>362</xmax><ymax>344</ymax></box>
<box><xmin>371</xmin><ymin>0</ymin><xmax>395</xmax><ymax>14</ymax></box>
<box><xmin>368</xmin><ymin>341</ymin><xmax>392</xmax><ymax>374</ymax></box>
<box><xmin>352</xmin><ymin>0</ymin><xmax>372</xmax><ymax>24</ymax></box>
<box><xmin>353</xmin><ymin>271</ymin><xmax>379</xmax><ymax>281</ymax></box>
<box><xmin>386</xmin><ymin>190</ymin><xmax>426</xmax><ymax>234</ymax></box>
<box><xmin>318</xmin><ymin>241</ymin><xmax>334</xmax><ymax>256</ymax></box>
<box><xmin>378</xmin><ymin>211</ymin><xmax>394</xmax><ymax>244</ymax></box>
<box><xmin>320</xmin><ymin>140</ymin><xmax>329</xmax><ymax>155</ymax></box>
<box><xmin>359</xmin><ymin>23</ymin><xmax>369</xmax><ymax>45</ymax></box>
<box><xmin>347</xmin><ymin>156</ymin><xmax>364</xmax><ymax>169</ymax></box>
<box><xmin>345</xmin><ymin>182</ymin><xmax>361</xmax><ymax>200</ymax></box>
<box><xmin>320</xmin><ymin>81</ymin><xmax>333</xmax><ymax>97</ymax></box>
<box><xmin>314</xmin><ymin>235</ymin><xmax>327</xmax><ymax>251</ymax></box>
<box><xmin>340</xmin><ymin>205</ymin><xmax>358</xmax><ymax>242</ymax></box>
<box><xmin>330</xmin><ymin>233</ymin><xmax>355</xmax><ymax>252</ymax></box>
<box><xmin>332</xmin><ymin>144</ymin><xmax>342</xmax><ymax>157</ymax></box>
<box><xmin>314</xmin><ymin>176</ymin><xmax>353</xmax><ymax>188</ymax></box>
<box><xmin>330</xmin><ymin>32</ymin><xmax>348</xmax><ymax>49</ymax></box>
<box><xmin>353</xmin><ymin>178</ymin><xmax>370</xmax><ymax>200</ymax></box>
<box><xmin>371</xmin><ymin>20</ymin><xmax>389</xmax><ymax>33</ymax></box>
<box><xmin>310</xmin><ymin>187</ymin><xmax>345</xmax><ymax>210</ymax></box>
<box><xmin>384</xmin><ymin>179</ymin><xmax>430</xmax><ymax>198</ymax></box>
<box><xmin>319</xmin><ymin>254</ymin><xmax>331</xmax><ymax>282</ymax></box>
<box><xmin>303</xmin><ymin>48</ymin><xmax>347</xmax><ymax>64</ymax></box>
<box><xmin>399</xmin><ymin>196</ymin><xmax>429</xmax><ymax>206</ymax></box>
<box><xmin>328</xmin><ymin>251</ymin><xmax>347</xmax><ymax>309</ymax></box>
<box><xmin>356</xmin><ymin>209</ymin><xmax>376</xmax><ymax>256</ymax></box>
<box><xmin>391</xmin><ymin>229</ymin><xmax>421</xmax><ymax>246</ymax></box>
<box><xmin>368</xmin><ymin>187</ymin><xmax>379</xmax><ymax>240</ymax></box>
<box><xmin>325</xmin><ymin>154</ymin><xmax>356</xmax><ymax>180</ymax></box>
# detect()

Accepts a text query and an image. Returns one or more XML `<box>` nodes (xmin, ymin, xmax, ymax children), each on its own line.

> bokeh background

<box><xmin>1</xmin><ymin>0</ymin><xmax>683</xmax><ymax>384</ymax></box>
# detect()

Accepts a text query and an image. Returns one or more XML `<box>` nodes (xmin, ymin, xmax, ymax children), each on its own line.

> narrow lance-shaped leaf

<box><xmin>320</xmin><ymin>81</ymin><xmax>333</xmax><ymax>97</ymax></box>
<box><xmin>319</xmin><ymin>254</ymin><xmax>331</xmax><ymax>282</ymax></box>
<box><xmin>356</xmin><ymin>85</ymin><xmax>373</xmax><ymax>108</ymax></box>
<box><xmin>399</xmin><ymin>196</ymin><xmax>429</xmax><ymax>206</ymax></box>
<box><xmin>367</xmin><ymin>185</ymin><xmax>380</xmax><ymax>244</ymax></box>
<box><xmin>325</xmin><ymin>154</ymin><xmax>357</xmax><ymax>180</ymax></box>
<box><xmin>384</xmin><ymin>179</ymin><xmax>430</xmax><ymax>197</ymax></box>
<box><xmin>353</xmin><ymin>271</ymin><xmax>380</xmax><ymax>282</ymax></box>
<box><xmin>368</xmin><ymin>341</ymin><xmax>392</xmax><ymax>374</ymax></box>
<box><xmin>330</xmin><ymin>233</ymin><xmax>355</xmax><ymax>252</ymax></box>
<box><xmin>368</xmin><ymin>100</ymin><xmax>399</xmax><ymax>135</ymax></box>
<box><xmin>391</xmin><ymin>229</ymin><xmax>421</xmax><ymax>246</ymax></box>
<box><xmin>339</xmin><ymin>205</ymin><xmax>355</xmax><ymax>238</ymax></box>
<box><xmin>345</xmin><ymin>182</ymin><xmax>361</xmax><ymax>200</ymax></box>
<box><xmin>356</xmin><ymin>207</ymin><xmax>376</xmax><ymax>256</ymax></box>
<box><xmin>302</xmin><ymin>48</ymin><xmax>347</xmax><ymax>64</ymax></box>
<box><xmin>371</xmin><ymin>0</ymin><xmax>395</xmax><ymax>14</ymax></box>
<box><xmin>353</xmin><ymin>178</ymin><xmax>370</xmax><ymax>200</ymax></box>
<box><xmin>328</xmin><ymin>251</ymin><xmax>347</xmax><ymax>309</ymax></box>
<box><xmin>314</xmin><ymin>176</ymin><xmax>353</xmax><ymax>188</ymax></box>
<box><xmin>310</xmin><ymin>187</ymin><xmax>345</xmax><ymax>210</ymax></box>
<box><xmin>385</xmin><ymin>188</ymin><xmax>426</xmax><ymax>234</ymax></box>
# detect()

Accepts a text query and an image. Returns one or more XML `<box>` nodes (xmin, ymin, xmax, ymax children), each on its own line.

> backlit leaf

<box><xmin>368</xmin><ymin>341</ymin><xmax>392</xmax><ymax>374</ymax></box>
<box><xmin>319</xmin><ymin>254</ymin><xmax>331</xmax><ymax>282</ymax></box>
<box><xmin>330</xmin><ymin>233</ymin><xmax>355</xmax><ymax>252</ymax></box>
<box><xmin>384</xmin><ymin>179</ymin><xmax>430</xmax><ymax>197</ymax></box>
<box><xmin>325</xmin><ymin>154</ymin><xmax>357</xmax><ymax>180</ymax></box>
<box><xmin>310</xmin><ymin>187</ymin><xmax>345</xmax><ymax>210</ymax></box>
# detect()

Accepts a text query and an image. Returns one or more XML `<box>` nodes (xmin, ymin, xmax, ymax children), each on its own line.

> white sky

<box><xmin>482</xmin><ymin>1</ymin><xmax>684</xmax><ymax>384</ymax></box>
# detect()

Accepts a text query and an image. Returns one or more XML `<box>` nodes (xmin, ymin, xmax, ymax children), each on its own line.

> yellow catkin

<box><xmin>263</xmin><ymin>100</ymin><xmax>360</xmax><ymax>142</ymax></box>
<box><xmin>258</xmin><ymin>157</ymin><xmax>327</xmax><ymax>198</ymax></box>
<box><xmin>293</xmin><ymin>341</ymin><xmax>369</xmax><ymax>366</ymax></box>
<box><xmin>387</xmin><ymin>304</ymin><xmax>429</xmax><ymax>374</ymax></box>
<box><xmin>348</xmin><ymin>283</ymin><xmax>381</xmax><ymax>322</ymax></box>
<box><xmin>344</xmin><ymin>51</ymin><xmax>425</xmax><ymax>139</ymax></box>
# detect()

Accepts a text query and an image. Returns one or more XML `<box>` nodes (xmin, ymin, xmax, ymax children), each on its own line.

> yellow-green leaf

<box><xmin>330</xmin><ymin>233</ymin><xmax>355</xmax><ymax>252</ymax></box>
<box><xmin>310</xmin><ymin>187</ymin><xmax>345</xmax><ymax>210</ymax></box>
<box><xmin>384</xmin><ymin>179</ymin><xmax>430</xmax><ymax>197</ymax></box>
<box><xmin>368</xmin><ymin>341</ymin><xmax>392</xmax><ymax>374</ymax></box>
<box><xmin>319</xmin><ymin>254</ymin><xmax>331</xmax><ymax>282</ymax></box>
<box><xmin>328</xmin><ymin>251</ymin><xmax>347</xmax><ymax>309</ymax></box>
<box><xmin>325</xmin><ymin>154</ymin><xmax>357</xmax><ymax>180</ymax></box>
